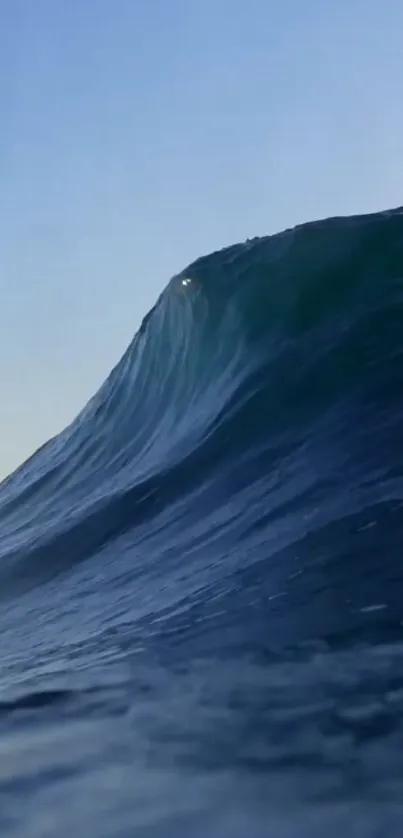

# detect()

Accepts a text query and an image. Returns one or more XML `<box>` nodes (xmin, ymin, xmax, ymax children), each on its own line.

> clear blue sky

<box><xmin>1</xmin><ymin>0</ymin><xmax>402</xmax><ymax>479</ymax></box>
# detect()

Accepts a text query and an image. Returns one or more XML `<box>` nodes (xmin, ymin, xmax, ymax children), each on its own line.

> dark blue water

<box><xmin>2</xmin><ymin>207</ymin><xmax>403</xmax><ymax>836</ymax></box>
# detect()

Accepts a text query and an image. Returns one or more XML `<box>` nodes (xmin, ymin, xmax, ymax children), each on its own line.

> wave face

<box><xmin>2</xmin><ymin>207</ymin><xmax>403</xmax><ymax>837</ymax></box>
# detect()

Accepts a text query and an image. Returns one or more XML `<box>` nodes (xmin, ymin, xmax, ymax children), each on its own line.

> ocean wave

<box><xmin>1</xmin><ymin>207</ymin><xmax>403</xmax><ymax>641</ymax></box>
<box><xmin>2</xmin><ymin>208</ymin><xmax>403</xmax><ymax>836</ymax></box>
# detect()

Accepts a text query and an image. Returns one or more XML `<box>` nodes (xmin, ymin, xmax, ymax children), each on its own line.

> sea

<box><xmin>1</xmin><ymin>206</ymin><xmax>403</xmax><ymax>837</ymax></box>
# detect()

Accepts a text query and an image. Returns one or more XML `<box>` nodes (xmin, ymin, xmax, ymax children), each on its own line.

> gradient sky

<box><xmin>1</xmin><ymin>0</ymin><xmax>402</xmax><ymax>479</ymax></box>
